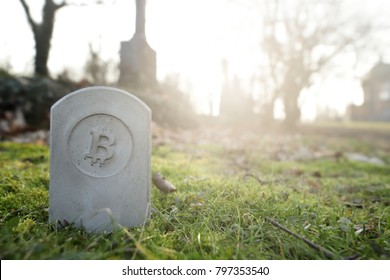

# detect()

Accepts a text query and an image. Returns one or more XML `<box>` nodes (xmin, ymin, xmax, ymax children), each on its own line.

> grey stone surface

<box><xmin>49</xmin><ymin>86</ymin><xmax>151</xmax><ymax>233</ymax></box>
<box><xmin>118</xmin><ymin>0</ymin><xmax>156</xmax><ymax>89</ymax></box>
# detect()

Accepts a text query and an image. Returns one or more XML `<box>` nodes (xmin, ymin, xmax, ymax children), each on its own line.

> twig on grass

<box><xmin>265</xmin><ymin>217</ymin><xmax>361</xmax><ymax>260</ymax></box>
<box><xmin>244</xmin><ymin>173</ymin><xmax>269</xmax><ymax>185</ymax></box>
<box><xmin>265</xmin><ymin>217</ymin><xmax>337</xmax><ymax>259</ymax></box>
<box><xmin>244</xmin><ymin>173</ymin><xmax>287</xmax><ymax>185</ymax></box>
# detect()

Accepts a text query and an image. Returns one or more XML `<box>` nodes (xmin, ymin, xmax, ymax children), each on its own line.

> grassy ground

<box><xmin>1</xmin><ymin>123</ymin><xmax>390</xmax><ymax>259</ymax></box>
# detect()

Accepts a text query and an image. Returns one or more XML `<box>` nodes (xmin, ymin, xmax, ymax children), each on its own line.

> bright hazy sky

<box><xmin>1</xmin><ymin>0</ymin><xmax>389</xmax><ymax>120</ymax></box>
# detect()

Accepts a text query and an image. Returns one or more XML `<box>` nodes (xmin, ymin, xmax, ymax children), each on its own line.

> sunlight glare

<box><xmin>0</xmin><ymin>0</ymin><xmax>388</xmax><ymax>120</ymax></box>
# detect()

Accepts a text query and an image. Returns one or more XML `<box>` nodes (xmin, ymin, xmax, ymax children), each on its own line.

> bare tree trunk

<box><xmin>283</xmin><ymin>90</ymin><xmax>301</xmax><ymax>127</ymax></box>
<box><xmin>19</xmin><ymin>0</ymin><xmax>66</xmax><ymax>77</ymax></box>
<box><xmin>281</xmin><ymin>65</ymin><xmax>309</xmax><ymax>126</ymax></box>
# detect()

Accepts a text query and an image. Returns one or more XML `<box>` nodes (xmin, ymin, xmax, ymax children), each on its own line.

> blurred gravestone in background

<box><xmin>350</xmin><ymin>61</ymin><xmax>390</xmax><ymax>122</ymax></box>
<box><xmin>219</xmin><ymin>60</ymin><xmax>255</xmax><ymax>123</ymax></box>
<box><xmin>118</xmin><ymin>0</ymin><xmax>156</xmax><ymax>90</ymax></box>
<box><xmin>116</xmin><ymin>0</ymin><xmax>196</xmax><ymax>129</ymax></box>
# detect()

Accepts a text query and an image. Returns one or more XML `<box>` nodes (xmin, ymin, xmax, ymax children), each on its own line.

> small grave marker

<box><xmin>49</xmin><ymin>87</ymin><xmax>151</xmax><ymax>233</ymax></box>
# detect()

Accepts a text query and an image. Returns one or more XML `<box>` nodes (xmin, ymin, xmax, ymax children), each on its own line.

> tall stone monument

<box><xmin>49</xmin><ymin>86</ymin><xmax>151</xmax><ymax>233</ymax></box>
<box><xmin>118</xmin><ymin>0</ymin><xmax>156</xmax><ymax>90</ymax></box>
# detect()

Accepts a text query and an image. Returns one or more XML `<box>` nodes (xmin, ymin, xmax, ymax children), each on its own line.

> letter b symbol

<box><xmin>85</xmin><ymin>127</ymin><xmax>115</xmax><ymax>166</ymax></box>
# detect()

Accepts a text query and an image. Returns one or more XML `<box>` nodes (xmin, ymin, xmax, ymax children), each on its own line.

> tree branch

<box><xmin>265</xmin><ymin>217</ymin><xmax>337</xmax><ymax>259</ymax></box>
<box><xmin>19</xmin><ymin>0</ymin><xmax>37</xmax><ymax>32</ymax></box>
<box><xmin>55</xmin><ymin>1</ymin><xmax>67</xmax><ymax>10</ymax></box>
<box><xmin>63</xmin><ymin>0</ymin><xmax>111</xmax><ymax>7</ymax></box>
<box><xmin>265</xmin><ymin>217</ymin><xmax>360</xmax><ymax>259</ymax></box>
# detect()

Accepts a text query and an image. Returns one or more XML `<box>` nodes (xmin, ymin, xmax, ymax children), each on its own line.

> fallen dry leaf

<box><xmin>354</xmin><ymin>222</ymin><xmax>377</xmax><ymax>236</ymax></box>
<box><xmin>152</xmin><ymin>172</ymin><xmax>177</xmax><ymax>193</ymax></box>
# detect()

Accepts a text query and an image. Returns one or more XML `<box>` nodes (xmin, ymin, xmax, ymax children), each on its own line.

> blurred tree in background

<box><xmin>19</xmin><ymin>0</ymin><xmax>67</xmax><ymax>77</ymax></box>
<box><xmin>257</xmin><ymin>0</ymin><xmax>377</xmax><ymax>126</ymax></box>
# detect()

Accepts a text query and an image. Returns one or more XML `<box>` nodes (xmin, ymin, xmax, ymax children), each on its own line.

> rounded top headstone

<box><xmin>49</xmin><ymin>86</ymin><xmax>151</xmax><ymax>233</ymax></box>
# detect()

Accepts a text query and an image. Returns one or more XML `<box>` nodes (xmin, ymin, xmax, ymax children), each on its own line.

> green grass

<box><xmin>311</xmin><ymin>121</ymin><xmax>390</xmax><ymax>131</ymax></box>
<box><xmin>1</xmin><ymin>128</ymin><xmax>390</xmax><ymax>260</ymax></box>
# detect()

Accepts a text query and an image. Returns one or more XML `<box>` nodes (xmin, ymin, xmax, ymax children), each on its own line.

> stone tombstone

<box><xmin>49</xmin><ymin>86</ymin><xmax>151</xmax><ymax>233</ymax></box>
<box><xmin>118</xmin><ymin>0</ymin><xmax>156</xmax><ymax>89</ymax></box>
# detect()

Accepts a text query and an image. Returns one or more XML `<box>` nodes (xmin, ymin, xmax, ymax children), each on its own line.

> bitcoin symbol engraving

<box><xmin>69</xmin><ymin>114</ymin><xmax>132</xmax><ymax>177</ymax></box>
<box><xmin>85</xmin><ymin>127</ymin><xmax>115</xmax><ymax>166</ymax></box>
